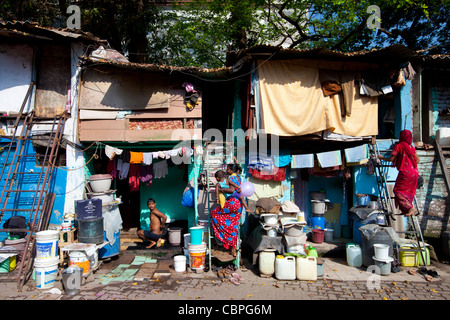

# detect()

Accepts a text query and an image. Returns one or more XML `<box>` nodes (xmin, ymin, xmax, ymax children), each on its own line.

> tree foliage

<box><xmin>1</xmin><ymin>0</ymin><xmax>448</xmax><ymax>68</ymax></box>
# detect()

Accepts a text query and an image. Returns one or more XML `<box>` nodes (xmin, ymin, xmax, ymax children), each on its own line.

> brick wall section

<box><xmin>415</xmin><ymin>148</ymin><xmax>450</xmax><ymax>237</ymax></box>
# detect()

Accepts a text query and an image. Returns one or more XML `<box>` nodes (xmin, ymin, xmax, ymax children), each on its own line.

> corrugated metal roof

<box><xmin>80</xmin><ymin>56</ymin><xmax>234</xmax><ymax>78</ymax></box>
<box><xmin>227</xmin><ymin>44</ymin><xmax>419</xmax><ymax>66</ymax></box>
<box><xmin>0</xmin><ymin>20</ymin><xmax>105</xmax><ymax>43</ymax></box>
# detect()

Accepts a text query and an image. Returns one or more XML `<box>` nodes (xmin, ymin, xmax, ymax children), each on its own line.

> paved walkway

<box><xmin>1</xmin><ymin>230</ymin><xmax>450</xmax><ymax>307</ymax></box>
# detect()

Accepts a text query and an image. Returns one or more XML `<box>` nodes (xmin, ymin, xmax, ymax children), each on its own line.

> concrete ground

<box><xmin>1</xmin><ymin>228</ymin><xmax>450</xmax><ymax>309</ymax></box>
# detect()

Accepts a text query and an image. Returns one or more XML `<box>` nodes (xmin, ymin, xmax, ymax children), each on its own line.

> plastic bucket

<box><xmin>77</xmin><ymin>217</ymin><xmax>104</xmax><ymax>244</ymax></box>
<box><xmin>168</xmin><ymin>227</ymin><xmax>183</xmax><ymax>246</ymax></box>
<box><xmin>188</xmin><ymin>243</ymin><xmax>207</xmax><ymax>270</ymax></box>
<box><xmin>324</xmin><ymin>229</ymin><xmax>334</xmax><ymax>242</ymax></box>
<box><xmin>311</xmin><ymin>215</ymin><xmax>325</xmax><ymax>230</ymax></box>
<box><xmin>0</xmin><ymin>258</ymin><xmax>11</xmax><ymax>273</ymax></box>
<box><xmin>189</xmin><ymin>226</ymin><xmax>203</xmax><ymax>245</ymax></box>
<box><xmin>373</xmin><ymin>256</ymin><xmax>393</xmax><ymax>276</ymax></box>
<box><xmin>183</xmin><ymin>233</ymin><xmax>191</xmax><ymax>248</ymax></box>
<box><xmin>36</xmin><ymin>230</ymin><xmax>59</xmax><ymax>259</ymax></box>
<box><xmin>174</xmin><ymin>255</ymin><xmax>187</xmax><ymax>272</ymax></box>
<box><xmin>34</xmin><ymin>256</ymin><xmax>59</xmax><ymax>289</ymax></box>
<box><xmin>317</xmin><ymin>258</ymin><xmax>325</xmax><ymax>277</ymax></box>
<box><xmin>69</xmin><ymin>251</ymin><xmax>90</xmax><ymax>275</ymax></box>
<box><xmin>312</xmin><ymin>229</ymin><xmax>325</xmax><ymax>244</ymax></box>
<box><xmin>374</xmin><ymin>244</ymin><xmax>390</xmax><ymax>260</ymax></box>
<box><xmin>61</xmin><ymin>266</ymin><xmax>83</xmax><ymax>295</ymax></box>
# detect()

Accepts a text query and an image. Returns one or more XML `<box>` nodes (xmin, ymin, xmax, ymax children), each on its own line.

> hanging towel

<box><xmin>317</xmin><ymin>150</ymin><xmax>342</xmax><ymax>168</ymax></box>
<box><xmin>344</xmin><ymin>145</ymin><xmax>368</xmax><ymax>163</ymax></box>
<box><xmin>130</xmin><ymin>151</ymin><xmax>143</xmax><ymax>164</ymax></box>
<box><xmin>142</xmin><ymin>152</ymin><xmax>153</xmax><ymax>165</ymax></box>
<box><xmin>291</xmin><ymin>154</ymin><xmax>314</xmax><ymax>168</ymax></box>
<box><xmin>128</xmin><ymin>164</ymin><xmax>141</xmax><ymax>192</ymax></box>
<box><xmin>273</xmin><ymin>149</ymin><xmax>291</xmax><ymax>167</ymax></box>
<box><xmin>248</xmin><ymin>152</ymin><xmax>274</xmax><ymax>171</ymax></box>
<box><xmin>105</xmin><ymin>145</ymin><xmax>123</xmax><ymax>160</ymax></box>
<box><xmin>140</xmin><ymin>164</ymin><xmax>153</xmax><ymax>186</ymax></box>
<box><xmin>117</xmin><ymin>158</ymin><xmax>130</xmax><ymax>180</ymax></box>
<box><xmin>119</xmin><ymin>150</ymin><xmax>131</xmax><ymax>163</ymax></box>
<box><xmin>153</xmin><ymin>160</ymin><xmax>168</xmax><ymax>179</ymax></box>
<box><xmin>107</xmin><ymin>158</ymin><xmax>117</xmax><ymax>178</ymax></box>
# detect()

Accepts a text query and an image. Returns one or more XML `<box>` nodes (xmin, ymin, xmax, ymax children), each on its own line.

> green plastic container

<box><xmin>0</xmin><ymin>257</ymin><xmax>11</xmax><ymax>273</ymax></box>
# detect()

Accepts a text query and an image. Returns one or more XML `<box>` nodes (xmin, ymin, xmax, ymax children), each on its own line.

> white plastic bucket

<box><xmin>69</xmin><ymin>251</ymin><xmax>90</xmax><ymax>275</ymax></box>
<box><xmin>188</xmin><ymin>243</ymin><xmax>207</xmax><ymax>270</ymax></box>
<box><xmin>374</xmin><ymin>244</ymin><xmax>390</xmax><ymax>260</ymax></box>
<box><xmin>36</xmin><ymin>230</ymin><xmax>59</xmax><ymax>259</ymax></box>
<box><xmin>174</xmin><ymin>255</ymin><xmax>187</xmax><ymax>272</ymax></box>
<box><xmin>34</xmin><ymin>256</ymin><xmax>59</xmax><ymax>289</ymax></box>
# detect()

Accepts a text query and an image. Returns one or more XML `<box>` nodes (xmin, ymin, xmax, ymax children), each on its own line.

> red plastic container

<box><xmin>312</xmin><ymin>229</ymin><xmax>325</xmax><ymax>244</ymax></box>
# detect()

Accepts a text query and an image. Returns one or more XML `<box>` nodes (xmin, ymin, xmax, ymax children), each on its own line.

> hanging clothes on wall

<box><xmin>130</xmin><ymin>151</ymin><xmax>143</xmax><ymax>164</ymax></box>
<box><xmin>105</xmin><ymin>145</ymin><xmax>123</xmax><ymax>160</ymax></box>
<box><xmin>128</xmin><ymin>164</ymin><xmax>141</xmax><ymax>192</ymax></box>
<box><xmin>117</xmin><ymin>158</ymin><xmax>130</xmax><ymax>180</ymax></box>
<box><xmin>291</xmin><ymin>154</ymin><xmax>314</xmax><ymax>169</ymax></box>
<box><xmin>248</xmin><ymin>166</ymin><xmax>286</xmax><ymax>182</ymax></box>
<box><xmin>316</xmin><ymin>150</ymin><xmax>342</xmax><ymax>168</ymax></box>
<box><xmin>140</xmin><ymin>164</ymin><xmax>153</xmax><ymax>186</ymax></box>
<box><xmin>319</xmin><ymin>69</ymin><xmax>355</xmax><ymax>117</ymax></box>
<box><xmin>142</xmin><ymin>152</ymin><xmax>153</xmax><ymax>165</ymax></box>
<box><xmin>153</xmin><ymin>160</ymin><xmax>168</xmax><ymax>179</ymax></box>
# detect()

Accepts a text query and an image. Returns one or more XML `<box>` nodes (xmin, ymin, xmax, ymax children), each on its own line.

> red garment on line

<box><xmin>248</xmin><ymin>166</ymin><xmax>286</xmax><ymax>181</ymax></box>
<box><xmin>391</xmin><ymin>130</ymin><xmax>418</xmax><ymax>214</ymax></box>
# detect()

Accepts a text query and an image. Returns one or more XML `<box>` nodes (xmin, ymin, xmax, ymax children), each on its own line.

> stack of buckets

<box><xmin>186</xmin><ymin>226</ymin><xmax>207</xmax><ymax>272</ymax></box>
<box><xmin>310</xmin><ymin>192</ymin><xmax>327</xmax><ymax>244</ymax></box>
<box><xmin>34</xmin><ymin>230</ymin><xmax>60</xmax><ymax>289</ymax></box>
<box><xmin>372</xmin><ymin>243</ymin><xmax>393</xmax><ymax>275</ymax></box>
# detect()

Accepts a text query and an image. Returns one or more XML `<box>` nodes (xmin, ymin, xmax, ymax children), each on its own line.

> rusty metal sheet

<box><xmin>35</xmin><ymin>44</ymin><xmax>70</xmax><ymax>118</ymax></box>
<box><xmin>79</xmin><ymin>68</ymin><xmax>171</xmax><ymax>110</ymax></box>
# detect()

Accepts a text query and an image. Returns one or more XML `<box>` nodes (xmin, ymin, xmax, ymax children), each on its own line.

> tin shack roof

<box><xmin>0</xmin><ymin>20</ymin><xmax>106</xmax><ymax>44</ymax></box>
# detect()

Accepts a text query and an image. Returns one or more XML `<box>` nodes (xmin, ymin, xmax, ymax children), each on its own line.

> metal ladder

<box><xmin>204</xmin><ymin>141</ymin><xmax>241</xmax><ymax>270</ymax></box>
<box><xmin>0</xmin><ymin>104</ymin><xmax>68</xmax><ymax>291</ymax></box>
<box><xmin>368</xmin><ymin>141</ymin><xmax>427</xmax><ymax>268</ymax></box>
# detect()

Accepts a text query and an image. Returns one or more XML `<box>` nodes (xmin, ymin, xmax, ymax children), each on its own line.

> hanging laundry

<box><xmin>105</xmin><ymin>145</ymin><xmax>123</xmax><ymax>160</ymax></box>
<box><xmin>248</xmin><ymin>166</ymin><xmax>286</xmax><ymax>181</ymax></box>
<box><xmin>319</xmin><ymin>69</ymin><xmax>355</xmax><ymax>117</ymax></box>
<box><xmin>344</xmin><ymin>145</ymin><xmax>368</xmax><ymax>163</ymax></box>
<box><xmin>153</xmin><ymin>160</ymin><xmax>168</xmax><ymax>179</ymax></box>
<box><xmin>272</xmin><ymin>149</ymin><xmax>291</xmax><ymax>167</ymax></box>
<box><xmin>119</xmin><ymin>150</ymin><xmax>131</xmax><ymax>163</ymax></box>
<box><xmin>316</xmin><ymin>150</ymin><xmax>342</xmax><ymax>168</ymax></box>
<box><xmin>117</xmin><ymin>158</ymin><xmax>130</xmax><ymax>180</ymax></box>
<box><xmin>182</xmin><ymin>82</ymin><xmax>199</xmax><ymax>110</ymax></box>
<box><xmin>291</xmin><ymin>154</ymin><xmax>314</xmax><ymax>169</ymax></box>
<box><xmin>140</xmin><ymin>164</ymin><xmax>153</xmax><ymax>186</ymax></box>
<box><xmin>130</xmin><ymin>151</ymin><xmax>143</xmax><ymax>164</ymax></box>
<box><xmin>360</xmin><ymin>69</ymin><xmax>392</xmax><ymax>97</ymax></box>
<box><xmin>248</xmin><ymin>152</ymin><xmax>274</xmax><ymax>171</ymax></box>
<box><xmin>107</xmin><ymin>158</ymin><xmax>117</xmax><ymax>178</ymax></box>
<box><xmin>167</xmin><ymin>147</ymin><xmax>182</xmax><ymax>158</ymax></box>
<box><xmin>128</xmin><ymin>164</ymin><xmax>141</xmax><ymax>192</ymax></box>
<box><xmin>142</xmin><ymin>152</ymin><xmax>153</xmax><ymax>165</ymax></box>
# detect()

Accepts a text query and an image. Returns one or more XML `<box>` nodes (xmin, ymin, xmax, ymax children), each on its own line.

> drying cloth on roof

<box><xmin>361</xmin><ymin>69</ymin><xmax>391</xmax><ymax>97</ymax></box>
<box><xmin>291</xmin><ymin>154</ymin><xmax>315</xmax><ymax>168</ymax></box>
<box><xmin>316</xmin><ymin>150</ymin><xmax>342</xmax><ymax>168</ymax></box>
<box><xmin>257</xmin><ymin>60</ymin><xmax>378</xmax><ymax>137</ymax></box>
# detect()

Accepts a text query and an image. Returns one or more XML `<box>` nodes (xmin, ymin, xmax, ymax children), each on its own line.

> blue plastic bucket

<box><xmin>98</xmin><ymin>231</ymin><xmax>120</xmax><ymax>259</ymax></box>
<box><xmin>311</xmin><ymin>216</ymin><xmax>326</xmax><ymax>230</ymax></box>
<box><xmin>189</xmin><ymin>226</ymin><xmax>203</xmax><ymax>245</ymax></box>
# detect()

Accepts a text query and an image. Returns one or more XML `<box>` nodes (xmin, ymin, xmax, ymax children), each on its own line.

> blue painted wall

<box><xmin>0</xmin><ymin>138</ymin><xmax>67</xmax><ymax>241</ymax></box>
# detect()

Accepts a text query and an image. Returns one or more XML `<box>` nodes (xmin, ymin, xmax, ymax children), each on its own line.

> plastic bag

<box><xmin>181</xmin><ymin>187</ymin><xmax>197</xmax><ymax>208</ymax></box>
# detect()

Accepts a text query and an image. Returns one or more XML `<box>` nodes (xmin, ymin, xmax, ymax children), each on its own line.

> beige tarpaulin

<box><xmin>257</xmin><ymin>59</ymin><xmax>378</xmax><ymax>137</ymax></box>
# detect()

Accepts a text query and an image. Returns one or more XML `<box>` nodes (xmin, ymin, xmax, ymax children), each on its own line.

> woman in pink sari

<box><xmin>379</xmin><ymin>130</ymin><xmax>420</xmax><ymax>216</ymax></box>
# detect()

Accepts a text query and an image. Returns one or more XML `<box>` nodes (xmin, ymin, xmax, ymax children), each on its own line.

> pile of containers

<box><xmin>184</xmin><ymin>225</ymin><xmax>207</xmax><ymax>272</ymax></box>
<box><xmin>259</xmin><ymin>249</ymin><xmax>320</xmax><ymax>281</ymax></box>
<box><xmin>34</xmin><ymin>230</ymin><xmax>60</xmax><ymax>289</ymax></box>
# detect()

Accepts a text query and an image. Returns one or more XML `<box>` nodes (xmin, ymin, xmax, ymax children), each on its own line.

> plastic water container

<box><xmin>174</xmin><ymin>255</ymin><xmax>187</xmax><ymax>272</ymax></box>
<box><xmin>188</xmin><ymin>242</ymin><xmax>207</xmax><ymax>271</ymax></box>
<box><xmin>346</xmin><ymin>243</ymin><xmax>362</xmax><ymax>267</ymax></box>
<box><xmin>189</xmin><ymin>226</ymin><xmax>204</xmax><ymax>245</ymax></box>
<box><xmin>373</xmin><ymin>243</ymin><xmax>390</xmax><ymax>260</ymax></box>
<box><xmin>296</xmin><ymin>256</ymin><xmax>317</xmax><ymax>281</ymax></box>
<box><xmin>259</xmin><ymin>250</ymin><xmax>276</xmax><ymax>277</ymax></box>
<box><xmin>275</xmin><ymin>255</ymin><xmax>296</xmax><ymax>280</ymax></box>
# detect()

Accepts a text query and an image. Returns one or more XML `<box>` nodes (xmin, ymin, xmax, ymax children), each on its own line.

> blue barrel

<box><xmin>98</xmin><ymin>231</ymin><xmax>120</xmax><ymax>259</ymax></box>
<box><xmin>310</xmin><ymin>215</ymin><xmax>326</xmax><ymax>230</ymax></box>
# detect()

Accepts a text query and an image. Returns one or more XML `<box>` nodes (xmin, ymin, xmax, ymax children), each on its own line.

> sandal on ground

<box><xmin>232</xmin><ymin>272</ymin><xmax>243</xmax><ymax>281</ymax></box>
<box><xmin>418</xmin><ymin>267</ymin><xmax>428</xmax><ymax>276</ymax></box>
<box><xmin>217</xmin><ymin>269</ymin><xmax>230</xmax><ymax>279</ymax></box>
<box><xmin>427</xmin><ymin>269</ymin><xmax>440</xmax><ymax>278</ymax></box>
<box><xmin>230</xmin><ymin>277</ymin><xmax>240</xmax><ymax>286</ymax></box>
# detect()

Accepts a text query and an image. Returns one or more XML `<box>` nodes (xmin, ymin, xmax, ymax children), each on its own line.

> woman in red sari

<box><xmin>379</xmin><ymin>130</ymin><xmax>420</xmax><ymax>216</ymax></box>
